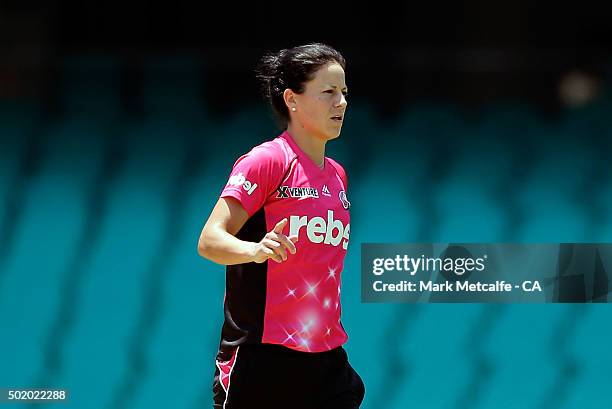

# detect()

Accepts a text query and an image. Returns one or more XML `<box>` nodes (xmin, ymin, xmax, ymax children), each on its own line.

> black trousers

<box><xmin>213</xmin><ymin>343</ymin><xmax>365</xmax><ymax>409</ymax></box>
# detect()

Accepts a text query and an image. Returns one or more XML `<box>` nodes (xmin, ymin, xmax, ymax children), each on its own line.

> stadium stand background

<box><xmin>1</xmin><ymin>2</ymin><xmax>612</xmax><ymax>408</ymax></box>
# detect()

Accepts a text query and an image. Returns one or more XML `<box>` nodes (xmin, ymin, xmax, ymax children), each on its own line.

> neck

<box><xmin>286</xmin><ymin>123</ymin><xmax>326</xmax><ymax>168</ymax></box>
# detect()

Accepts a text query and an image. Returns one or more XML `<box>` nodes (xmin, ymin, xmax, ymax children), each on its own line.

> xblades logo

<box><xmin>276</xmin><ymin>186</ymin><xmax>319</xmax><ymax>199</ymax></box>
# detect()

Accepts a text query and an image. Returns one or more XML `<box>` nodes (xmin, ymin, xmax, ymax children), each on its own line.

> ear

<box><xmin>283</xmin><ymin>88</ymin><xmax>297</xmax><ymax>111</ymax></box>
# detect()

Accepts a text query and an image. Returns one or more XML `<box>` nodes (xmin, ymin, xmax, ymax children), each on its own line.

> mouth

<box><xmin>330</xmin><ymin>115</ymin><xmax>343</xmax><ymax>122</ymax></box>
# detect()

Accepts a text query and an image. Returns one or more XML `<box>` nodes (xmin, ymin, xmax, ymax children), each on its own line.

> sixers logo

<box><xmin>339</xmin><ymin>191</ymin><xmax>350</xmax><ymax>210</ymax></box>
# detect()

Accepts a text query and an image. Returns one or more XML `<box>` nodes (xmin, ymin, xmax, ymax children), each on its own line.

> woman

<box><xmin>198</xmin><ymin>43</ymin><xmax>365</xmax><ymax>409</ymax></box>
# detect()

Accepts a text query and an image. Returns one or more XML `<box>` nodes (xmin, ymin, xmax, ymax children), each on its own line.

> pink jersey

<box><xmin>217</xmin><ymin>131</ymin><xmax>351</xmax><ymax>355</ymax></box>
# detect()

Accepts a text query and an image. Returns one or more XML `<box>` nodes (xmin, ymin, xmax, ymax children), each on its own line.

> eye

<box><xmin>324</xmin><ymin>90</ymin><xmax>334</xmax><ymax>94</ymax></box>
<box><xmin>342</xmin><ymin>91</ymin><xmax>348</xmax><ymax>96</ymax></box>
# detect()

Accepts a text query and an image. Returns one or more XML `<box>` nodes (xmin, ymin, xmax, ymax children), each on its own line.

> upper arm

<box><xmin>200</xmin><ymin>143</ymin><xmax>284</xmax><ymax>245</ymax></box>
<box><xmin>201</xmin><ymin>196</ymin><xmax>250</xmax><ymax>240</ymax></box>
<box><xmin>219</xmin><ymin>145</ymin><xmax>285</xmax><ymax>217</ymax></box>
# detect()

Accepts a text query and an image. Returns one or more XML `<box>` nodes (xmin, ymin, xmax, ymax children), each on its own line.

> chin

<box><xmin>323</xmin><ymin>128</ymin><xmax>342</xmax><ymax>141</ymax></box>
<box><xmin>322</xmin><ymin>132</ymin><xmax>340</xmax><ymax>141</ymax></box>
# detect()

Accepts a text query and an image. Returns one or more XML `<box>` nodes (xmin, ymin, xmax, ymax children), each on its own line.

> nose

<box><xmin>336</xmin><ymin>93</ymin><xmax>347</xmax><ymax>108</ymax></box>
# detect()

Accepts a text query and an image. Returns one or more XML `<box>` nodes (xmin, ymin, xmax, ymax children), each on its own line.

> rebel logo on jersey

<box><xmin>288</xmin><ymin>210</ymin><xmax>350</xmax><ymax>250</ymax></box>
<box><xmin>226</xmin><ymin>172</ymin><xmax>258</xmax><ymax>195</ymax></box>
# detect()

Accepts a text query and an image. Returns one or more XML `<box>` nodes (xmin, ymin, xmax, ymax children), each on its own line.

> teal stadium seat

<box><xmin>566</xmin><ymin>305</ymin><xmax>612</xmax><ymax>408</ymax></box>
<box><xmin>476</xmin><ymin>305</ymin><xmax>560</xmax><ymax>409</ymax></box>
<box><xmin>127</xmin><ymin>124</ymin><xmax>228</xmax><ymax>409</ymax></box>
<box><xmin>60</xmin><ymin>122</ymin><xmax>186</xmax><ymax>408</ymax></box>
<box><xmin>0</xmin><ymin>104</ymin><xmax>37</xmax><ymax>249</ymax></box>
<box><xmin>515</xmin><ymin>137</ymin><xmax>591</xmax><ymax>242</ymax></box>
<box><xmin>0</xmin><ymin>115</ymin><xmax>107</xmax><ymax>392</ymax></box>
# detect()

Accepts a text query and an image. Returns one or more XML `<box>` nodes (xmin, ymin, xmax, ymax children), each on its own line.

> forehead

<box><xmin>309</xmin><ymin>62</ymin><xmax>346</xmax><ymax>87</ymax></box>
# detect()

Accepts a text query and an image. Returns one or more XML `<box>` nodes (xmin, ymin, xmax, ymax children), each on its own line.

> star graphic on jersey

<box><xmin>282</xmin><ymin>325</ymin><xmax>298</xmax><ymax>344</ymax></box>
<box><xmin>286</xmin><ymin>287</ymin><xmax>297</xmax><ymax>298</ymax></box>
<box><xmin>327</xmin><ymin>266</ymin><xmax>337</xmax><ymax>281</ymax></box>
<box><xmin>299</xmin><ymin>278</ymin><xmax>322</xmax><ymax>301</ymax></box>
<box><xmin>299</xmin><ymin>338</ymin><xmax>311</xmax><ymax>351</ymax></box>
<box><xmin>298</xmin><ymin>318</ymin><xmax>316</xmax><ymax>335</ymax></box>
<box><xmin>323</xmin><ymin>297</ymin><xmax>331</xmax><ymax>309</ymax></box>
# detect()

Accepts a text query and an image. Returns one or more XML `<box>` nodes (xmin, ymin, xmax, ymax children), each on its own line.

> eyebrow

<box><xmin>327</xmin><ymin>84</ymin><xmax>348</xmax><ymax>91</ymax></box>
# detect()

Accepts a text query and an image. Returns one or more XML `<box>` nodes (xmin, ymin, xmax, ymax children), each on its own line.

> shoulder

<box><xmin>251</xmin><ymin>137</ymin><xmax>295</xmax><ymax>163</ymax></box>
<box><xmin>326</xmin><ymin>157</ymin><xmax>348</xmax><ymax>187</ymax></box>
<box><xmin>232</xmin><ymin>136</ymin><xmax>297</xmax><ymax>176</ymax></box>
<box><xmin>326</xmin><ymin>157</ymin><xmax>346</xmax><ymax>172</ymax></box>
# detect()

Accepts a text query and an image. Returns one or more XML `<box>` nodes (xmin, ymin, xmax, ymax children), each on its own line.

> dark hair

<box><xmin>255</xmin><ymin>43</ymin><xmax>346</xmax><ymax>129</ymax></box>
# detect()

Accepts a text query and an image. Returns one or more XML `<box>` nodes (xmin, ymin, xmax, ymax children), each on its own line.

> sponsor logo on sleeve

<box><xmin>227</xmin><ymin>172</ymin><xmax>258</xmax><ymax>195</ymax></box>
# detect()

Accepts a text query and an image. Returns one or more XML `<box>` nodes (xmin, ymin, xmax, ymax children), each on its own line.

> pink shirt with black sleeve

<box><xmin>216</xmin><ymin>130</ymin><xmax>351</xmax><ymax>361</ymax></box>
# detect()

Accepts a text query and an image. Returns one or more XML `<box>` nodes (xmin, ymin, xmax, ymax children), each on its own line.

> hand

<box><xmin>251</xmin><ymin>218</ymin><xmax>298</xmax><ymax>263</ymax></box>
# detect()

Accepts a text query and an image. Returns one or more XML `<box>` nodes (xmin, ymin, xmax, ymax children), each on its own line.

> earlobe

<box><xmin>283</xmin><ymin>88</ymin><xmax>297</xmax><ymax>112</ymax></box>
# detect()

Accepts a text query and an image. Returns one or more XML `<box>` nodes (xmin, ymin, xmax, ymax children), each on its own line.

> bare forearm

<box><xmin>198</xmin><ymin>227</ymin><xmax>256</xmax><ymax>265</ymax></box>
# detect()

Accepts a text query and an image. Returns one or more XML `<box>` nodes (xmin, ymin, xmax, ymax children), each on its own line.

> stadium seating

<box><xmin>1</xmin><ymin>62</ymin><xmax>611</xmax><ymax>408</ymax></box>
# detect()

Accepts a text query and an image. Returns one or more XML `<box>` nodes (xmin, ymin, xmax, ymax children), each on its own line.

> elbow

<box><xmin>197</xmin><ymin>231</ymin><xmax>212</xmax><ymax>259</ymax></box>
<box><xmin>198</xmin><ymin>241</ymin><xmax>211</xmax><ymax>259</ymax></box>
<box><xmin>197</xmin><ymin>241</ymin><xmax>208</xmax><ymax>258</ymax></box>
